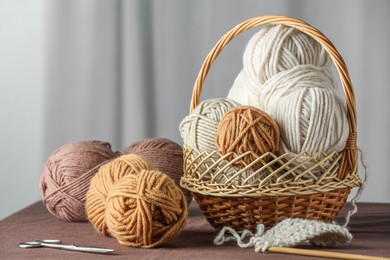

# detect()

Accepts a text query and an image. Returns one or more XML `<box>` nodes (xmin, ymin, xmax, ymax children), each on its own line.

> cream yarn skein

<box><xmin>179</xmin><ymin>98</ymin><xmax>241</xmax><ymax>183</ymax></box>
<box><xmin>179</xmin><ymin>98</ymin><xmax>240</xmax><ymax>152</ymax></box>
<box><xmin>228</xmin><ymin>25</ymin><xmax>331</xmax><ymax>109</ymax></box>
<box><xmin>243</xmin><ymin>25</ymin><xmax>329</xmax><ymax>85</ymax></box>
<box><xmin>227</xmin><ymin>70</ymin><xmax>261</xmax><ymax>108</ymax></box>
<box><xmin>259</xmin><ymin>65</ymin><xmax>349</xmax><ymax>155</ymax></box>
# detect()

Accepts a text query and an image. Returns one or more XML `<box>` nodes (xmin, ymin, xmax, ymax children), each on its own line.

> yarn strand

<box><xmin>342</xmin><ymin>147</ymin><xmax>369</xmax><ymax>227</ymax></box>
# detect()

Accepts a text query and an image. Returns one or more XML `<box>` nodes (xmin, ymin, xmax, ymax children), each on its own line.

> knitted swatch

<box><xmin>214</xmin><ymin>218</ymin><xmax>352</xmax><ymax>252</ymax></box>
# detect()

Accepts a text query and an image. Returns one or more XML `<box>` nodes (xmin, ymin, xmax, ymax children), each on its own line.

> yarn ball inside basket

<box><xmin>105</xmin><ymin>169</ymin><xmax>188</xmax><ymax>248</ymax></box>
<box><xmin>243</xmin><ymin>24</ymin><xmax>329</xmax><ymax>85</ymax></box>
<box><xmin>123</xmin><ymin>138</ymin><xmax>193</xmax><ymax>205</ymax></box>
<box><xmin>179</xmin><ymin>98</ymin><xmax>240</xmax><ymax>152</ymax></box>
<box><xmin>228</xmin><ymin>24</ymin><xmax>330</xmax><ymax>109</ymax></box>
<box><xmin>216</xmin><ymin>106</ymin><xmax>280</xmax><ymax>169</ymax></box>
<box><xmin>86</xmin><ymin>154</ymin><xmax>152</xmax><ymax>235</ymax></box>
<box><xmin>40</xmin><ymin>141</ymin><xmax>117</xmax><ymax>222</ymax></box>
<box><xmin>258</xmin><ymin>66</ymin><xmax>349</xmax><ymax>155</ymax></box>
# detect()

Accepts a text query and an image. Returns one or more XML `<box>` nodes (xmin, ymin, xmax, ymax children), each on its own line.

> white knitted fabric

<box><xmin>214</xmin><ymin>218</ymin><xmax>352</xmax><ymax>253</ymax></box>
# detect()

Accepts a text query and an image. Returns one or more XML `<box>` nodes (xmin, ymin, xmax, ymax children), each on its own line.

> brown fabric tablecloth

<box><xmin>0</xmin><ymin>201</ymin><xmax>389</xmax><ymax>259</ymax></box>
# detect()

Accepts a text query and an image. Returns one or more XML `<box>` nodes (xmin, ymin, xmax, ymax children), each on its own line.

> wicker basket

<box><xmin>180</xmin><ymin>15</ymin><xmax>362</xmax><ymax>232</ymax></box>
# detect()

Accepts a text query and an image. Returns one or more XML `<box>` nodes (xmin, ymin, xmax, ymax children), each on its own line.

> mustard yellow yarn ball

<box><xmin>86</xmin><ymin>154</ymin><xmax>152</xmax><ymax>236</ymax></box>
<box><xmin>105</xmin><ymin>169</ymin><xmax>188</xmax><ymax>248</ymax></box>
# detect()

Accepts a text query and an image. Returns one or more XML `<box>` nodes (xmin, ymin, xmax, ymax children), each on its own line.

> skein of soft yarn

<box><xmin>123</xmin><ymin>138</ymin><xmax>193</xmax><ymax>205</ymax></box>
<box><xmin>216</xmin><ymin>106</ymin><xmax>280</xmax><ymax>169</ymax></box>
<box><xmin>258</xmin><ymin>66</ymin><xmax>349</xmax><ymax>155</ymax></box>
<box><xmin>243</xmin><ymin>25</ymin><xmax>329</xmax><ymax>85</ymax></box>
<box><xmin>105</xmin><ymin>169</ymin><xmax>187</xmax><ymax>248</ymax></box>
<box><xmin>227</xmin><ymin>69</ymin><xmax>261</xmax><ymax>108</ymax></box>
<box><xmin>86</xmin><ymin>154</ymin><xmax>152</xmax><ymax>235</ymax></box>
<box><xmin>179</xmin><ymin>98</ymin><xmax>240</xmax><ymax>152</ymax></box>
<box><xmin>40</xmin><ymin>141</ymin><xmax>118</xmax><ymax>222</ymax></box>
<box><xmin>228</xmin><ymin>25</ymin><xmax>330</xmax><ymax>109</ymax></box>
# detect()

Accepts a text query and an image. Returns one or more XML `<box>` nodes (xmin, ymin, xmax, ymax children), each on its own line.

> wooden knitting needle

<box><xmin>267</xmin><ymin>246</ymin><xmax>390</xmax><ymax>260</ymax></box>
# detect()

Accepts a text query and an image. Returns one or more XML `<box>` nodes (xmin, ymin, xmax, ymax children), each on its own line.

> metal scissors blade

<box><xmin>19</xmin><ymin>240</ymin><xmax>114</xmax><ymax>254</ymax></box>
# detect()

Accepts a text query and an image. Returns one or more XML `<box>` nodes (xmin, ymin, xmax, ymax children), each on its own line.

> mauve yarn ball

<box><xmin>123</xmin><ymin>138</ymin><xmax>193</xmax><ymax>205</ymax></box>
<box><xmin>40</xmin><ymin>141</ymin><xmax>117</xmax><ymax>222</ymax></box>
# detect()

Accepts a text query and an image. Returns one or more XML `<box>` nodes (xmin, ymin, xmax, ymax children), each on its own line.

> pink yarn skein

<box><xmin>40</xmin><ymin>141</ymin><xmax>118</xmax><ymax>222</ymax></box>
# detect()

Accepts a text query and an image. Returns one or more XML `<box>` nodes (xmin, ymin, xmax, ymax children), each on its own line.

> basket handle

<box><xmin>189</xmin><ymin>15</ymin><xmax>356</xmax><ymax>140</ymax></box>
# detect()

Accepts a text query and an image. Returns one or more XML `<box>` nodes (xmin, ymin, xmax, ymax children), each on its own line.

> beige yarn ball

<box><xmin>179</xmin><ymin>98</ymin><xmax>240</xmax><ymax>152</ymax></box>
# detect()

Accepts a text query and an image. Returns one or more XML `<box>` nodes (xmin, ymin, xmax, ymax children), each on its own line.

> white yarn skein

<box><xmin>258</xmin><ymin>65</ymin><xmax>349</xmax><ymax>155</ymax></box>
<box><xmin>228</xmin><ymin>25</ymin><xmax>330</xmax><ymax>108</ymax></box>
<box><xmin>227</xmin><ymin>70</ymin><xmax>262</xmax><ymax>109</ymax></box>
<box><xmin>244</xmin><ymin>25</ymin><xmax>330</xmax><ymax>85</ymax></box>
<box><xmin>179</xmin><ymin>98</ymin><xmax>240</xmax><ymax>152</ymax></box>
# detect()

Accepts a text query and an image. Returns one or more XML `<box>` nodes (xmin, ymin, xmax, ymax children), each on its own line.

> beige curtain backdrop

<box><xmin>1</xmin><ymin>0</ymin><xmax>389</xmax><ymax>219</ymax></box>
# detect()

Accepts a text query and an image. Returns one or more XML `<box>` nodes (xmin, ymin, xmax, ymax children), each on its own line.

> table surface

<box><xmin>0</xmin><ymin>201</ymin><xmax>389</xmax><ymax>260</ymax></box>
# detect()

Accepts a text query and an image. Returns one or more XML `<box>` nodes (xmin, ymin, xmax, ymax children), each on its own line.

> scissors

<box><xmin>19</xmin><ymin>239</ymin><xmax>114</xmax><ymax>254</ymax></box>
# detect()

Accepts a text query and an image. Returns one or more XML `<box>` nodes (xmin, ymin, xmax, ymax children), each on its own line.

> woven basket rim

<box><xmin>180</xmin><ymin>145</ymin><xmax>361</xmax><ymax>197</ymax></box>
